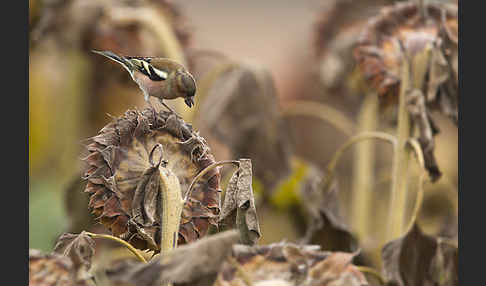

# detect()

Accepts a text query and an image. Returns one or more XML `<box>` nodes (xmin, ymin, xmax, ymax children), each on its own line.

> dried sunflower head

<box><xmin>215</xmin><ymin>243</ymin><xmax>367</xmax><ymax>286</ymax></box>
<box><xmin>29</xmin><ymin>250</ymin><xmax>92</xmax><ymax>286</ymax></box>
<box><xmin>354</xmin><ymin>1</ymin><xmax>458</xmax><ymax>117</ymax></box>
<box><xmin>82</xmin><ymin>108</ymin><xmax>221</xmax><ymax>251</ymax></box>
<box><xmin>314</xmin><ymin>0</ymin><xmax>390</xmax><ymax>94</ymax></box>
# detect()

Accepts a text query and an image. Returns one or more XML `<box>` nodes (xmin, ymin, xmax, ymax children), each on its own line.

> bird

<box><xmin>92</xmin><ymin>50</ymin><xmax>196</xmax><ymax>114</ymax></box>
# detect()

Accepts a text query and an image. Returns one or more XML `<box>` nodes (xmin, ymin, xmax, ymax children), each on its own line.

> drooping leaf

<box><xmin>219</xmin><ymin>159</ymin><xmax>261</xmax><ymax>245</ymax></box>
<box><xmin>300</xmin><ymin>167</ymin><xmax>357</xmax><ymax>253</ymax></box>
<box><xmin>53</xmin><ymin>231</ymin><xmax>95</xmax><ymax>272</ymax></box>
<box><xmin>382</xmin><ymin>223</ymin><xmax>458</xmax><ymax>286</ymax></box>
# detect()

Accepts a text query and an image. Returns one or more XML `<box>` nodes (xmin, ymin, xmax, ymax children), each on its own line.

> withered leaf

<box><xmin>300</xmin><ymin>168</ymin><xmax>357</xmax><ymax>253</ymax></box>
<box><xmin>406</xmin><ymin>88</ymin><xmax>442</xmax><ymax>181</ymax></box>
<box><xmin>219</xmin><ymin>159</ymin><xmax>261</xmax><ymax>245</ymax></box>
<box><xmin>53</xmin><ymin>231</ymin><xmax>96</xmax><ymax>272</ymax></box>
<box><xmin>382</xmin><ymin>223</ymin><xmax>458</xmax><ymax>286</ymax></box>
<box><xmin>105</xmin><ymin>230</ymin><xmax>240</xmax><ymax>286</ymax></box>
<box><xmin>197</xmin><ymin>62</ymin><xmax>292</xmax><ymax>192</ymax></box>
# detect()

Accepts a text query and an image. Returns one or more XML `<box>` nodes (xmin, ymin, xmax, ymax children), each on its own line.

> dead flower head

<box><xmin>82</xmin><ymin>108</ymin><xmax>221</xmax><ymax>251</ymax></box>
<box><xmin>354</xmin><ymin>1</ymin><xmax>458</xmax><ymax>121</ymax></box>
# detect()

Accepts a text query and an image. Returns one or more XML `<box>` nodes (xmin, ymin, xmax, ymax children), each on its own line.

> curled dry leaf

<box><xmin>219</xmin><ymin>159</ymin><xmax>262</xmax><ymax>245</ymax></box>
<box><xmin>215</xmin><ymin>242</ymin><xmax>367</xmax><ymax>286</ymax></box>
<box><xmin>196</xmin><ymin>60</ymin><xmax>293</xmax><ymax>193</ymax></box>
<box><xmin>82</xmin><ymin>108</ymin><xmax>221</xmax><ymax>251</ymax></box>
<box><xmin>54</xmin><ymin>231</ymin><xmax>96</xmax><ymax>272</ymax></box>
<box><xmin>382</xmin><ymin>223</ymin><xmax>458</xmax><ymax>286</ymax></box>
<box><xmin>299</xmin><ymin>166</ymin><xmax>357</xmax><ymax>253</ymax></box>
<box><xmin>29</xmin><ymin>249</ymin><xmax>93</xmax><ymax>286</ymax></box>
<box><xmin>104</xmin><ymin>230</ymin><xmax>240</xmax><ymax>286</ymax></box>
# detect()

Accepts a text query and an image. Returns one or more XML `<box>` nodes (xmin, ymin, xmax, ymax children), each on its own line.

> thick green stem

<box><xmin>386</xmin><ymin>58</ymin><xmax>412</xmax><ymax>241</ymax></box>
<box><xmin>351</xmin><ymin>93</ymin><xmax>378</xmax><ymax>241</ymax></box>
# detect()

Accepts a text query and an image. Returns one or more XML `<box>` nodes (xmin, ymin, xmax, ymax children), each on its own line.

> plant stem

<box><xmin>85</xmin><ymin>232</ymin><xmax>147</xmax><ymax>263</ymax></box>
<box><xmin>281</xmin><ymin>100</ymin><xmax>356</xmax><ymax>137</ymax></box>
<box><xmin>355</xmin><ymin>266</ymin><xmax>386</xmax><ymax>285</ymax></box>
<box><xmin>386</xmin><ymin>57</ymin><xmax>412</xmax><ymax>241</ymax></box>
<box><xmin>351</xmin><ymin>93</ymin><xmax>378</xmax><ymax>242</ymax></box>
<box><xmin>323</xmin><ymin>132</ymin><xmax>397</xmax><ymax>194</ymax></box>
<box><xmin>185</xmin><ymin>160</ymin><xmax>240</xmax><ymax>202</ymax></box>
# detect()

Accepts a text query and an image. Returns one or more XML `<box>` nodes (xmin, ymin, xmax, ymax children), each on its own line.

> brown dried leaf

<box><xmin>197</xmin><ymin>61</ymin><xmax>293</xmax><ymax>192</ymax></box>
<box><xmin>300</xmin><ymin>168</ymin><xmax>357</xmax><ymax>253</ymax></box>
<box><xmin>219</xmin><ymin>159</ymin><xmax>261</xmax><ymax>245</ymax></box>
<box><xmin>53</xmin><ymin>231</ymin><xmax>96</xmax><ymax>272</ymax></box>
<box><xmin>382</xmin><ymin>223</ymin><xmax>458</xmax><ymax>286</ymax></box>
<box><xmin>105</xmin><ymin>230</ymin><xmax>240</xmax><ymax>286</ymax></box>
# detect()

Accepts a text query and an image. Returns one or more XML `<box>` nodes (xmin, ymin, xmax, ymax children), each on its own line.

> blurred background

<box><xmin>29</xmin><ymin>0</ymin><xmax>457</xmax><ymax>269</ymax></box>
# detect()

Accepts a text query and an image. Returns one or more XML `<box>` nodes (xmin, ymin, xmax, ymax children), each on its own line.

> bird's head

<box><xmin>176</xmin><ymin>71</ymin><xmax>196</xmax><ymax>108</ymax></box>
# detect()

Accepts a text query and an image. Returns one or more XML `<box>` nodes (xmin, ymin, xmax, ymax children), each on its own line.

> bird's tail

<box><xmin>92</xmin><ymin>50</ymin><xmax>134</xmax><ymax>74</ymax></box>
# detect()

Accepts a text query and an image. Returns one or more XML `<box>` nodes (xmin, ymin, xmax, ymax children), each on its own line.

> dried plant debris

<box><xmin>382</xmin><ymin>223</ymin><xmax>458</xmax><ymax>286</ymax></box>
<box><xmin>104</xmin><ymin>230</ymin><xmax>240</xmax><ymax>286</ymax></box>
<box><xmin>29</xmin><ymin>249</ymin><xmax>94</xmax><ymax>286</ymax></box>
<box><xmin>314</xmin><ymin>0</ymin><xmax>390</xmax><ymax>93</ymax></box>
<box><xmin>219</xmin><ymin>159</ymin><xmax>262</xmax><ymax>245</ymax></box>
<box><xmin>82</xmin><ymin>108</ymin><xmax>221</xmax><ymax>251</ymax></box>
<box><xmin>197</xmin><ymin>61</ymin><xmax>293</xmax><ymax>193</ymax></box>
<box><xmin>299</xmin><ymin>167</ymin><xmax>357</xmax><ymax>253</ymax></box>
<box><xmin>354</xmin><ymin>1</ymin><xmax>458</xmax><ymax>181</ymax></box>
<box><xmin>54</xmin><ymin>231</ymin><xmax>96</xmax><ymax>272</ymax></box>
<box><xmin>215</xmin><ymin>243</ymin><xmax>367</xmax><ymax>286</ymax></box>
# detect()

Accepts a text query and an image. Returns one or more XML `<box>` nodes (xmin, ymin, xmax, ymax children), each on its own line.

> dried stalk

<box><xmin>85</xmin><ymin>232</ymin><xmax>147</xmax><ymax>263</ymax></box>
<box><xmin>386</xmin><ymin>53</ymin><xmax>413</xmax><ymax>241</ymax></box>
<box><xmin>404</xmin><ymin>139</ymin><xmax>427</xmax><ymax>234</ymax></box>
<box><xmin>282</xmin><ymin>100</ymin><xmax>356</xmax><ymax>137</ymax></box>
<box><xmin>350</xmin><ymin>93</ymin><xmax>378</xmax><ymax>241</ymax></box>
<box><xmin>185</xmin><ymin>160</ymin><xmax>241</xmax><ymax>202</ymax></box>
<box><xmin>355</xmin><ymin>265</ymin><xmax>386</xmax><ymax>286</ymax></box>
<box><xmin>323</xmin><ymin>131</ymin><xmax>397</xmax><ymax>195</ymax></box>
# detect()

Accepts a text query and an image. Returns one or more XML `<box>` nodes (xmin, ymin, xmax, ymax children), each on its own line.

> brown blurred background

<box><xmin>29</xmin><ymin>0</ymin><xmax>457</xmax><ymax>264</ymax></box>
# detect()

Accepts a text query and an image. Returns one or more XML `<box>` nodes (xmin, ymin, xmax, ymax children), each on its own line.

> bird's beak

<box><xmin>184</xmin><ymin>97</ymin><xmax>194</xmax><ymax>108</ymax></box>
